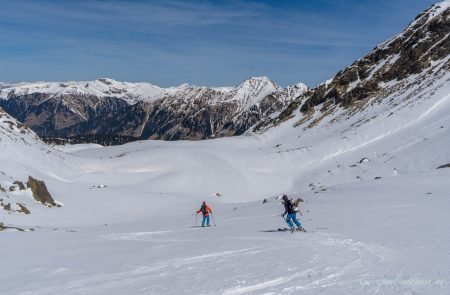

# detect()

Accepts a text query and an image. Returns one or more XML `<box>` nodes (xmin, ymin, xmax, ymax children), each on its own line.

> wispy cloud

<box><xmin>0</xmin><ymin>0</ymin><xmax>438</xmax><ymax>87</ymax></box>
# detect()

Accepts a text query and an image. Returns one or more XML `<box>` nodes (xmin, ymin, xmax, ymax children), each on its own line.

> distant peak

<box><xmin>246</xmin><ymin>76</ymin><xmax>272</xmax><ymax>82</ymax></box>
<box><xmin>96</xmin><ymin>78</ymin><xmax>118</xmax><ymax>85</ymax></box>
<box><xmin>291</xmin><ymin>82</ymin><xmax>308</xmax><ymax>89</ymax></box>
<box><xmin>238</xmin><ymin>76</ymin><xmax>277</xmax><ymax>88</ymax></box>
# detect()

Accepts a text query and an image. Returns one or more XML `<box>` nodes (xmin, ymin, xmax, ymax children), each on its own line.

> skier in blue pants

<box><xmin>281</xmin><ymin>195</ymin><xmax>305</xmax><ymax>232</ymax></box>
<box><xmin>196</xmin><ymin>201</ymin><xmax>212</xmax><ymax>227</ymax></box>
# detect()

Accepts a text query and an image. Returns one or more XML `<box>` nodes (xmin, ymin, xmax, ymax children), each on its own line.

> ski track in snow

<box><xmin>102</xmin><ymin>231</ymin><xmax>173</xmax><ymax>241</ymax></box>
<box><xmin>221</xmin><ymin>233</ymin><xmax>391</xmax><ymax>295</ymax></box>
<box><xmin>8</xmin><ymin>225</ymin><xmax>394</xmax><ymax>295</ymax></box>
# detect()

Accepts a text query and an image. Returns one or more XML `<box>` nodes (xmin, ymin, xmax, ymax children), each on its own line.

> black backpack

<box><xmin>201</xmin><ymin>204</ymin><xmax>207</xmax><ymax>214</ymax></box>
<box><xmin>285</xmin><ymin>200</ymin><xmax>294</xmax><ymax>214</ymax></box>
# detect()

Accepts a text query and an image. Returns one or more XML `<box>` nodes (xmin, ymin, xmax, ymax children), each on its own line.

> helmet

<box><xmin>202</xmin><ymin>201</ymin><xmax>206</xmax><ymax>204</ymax></box>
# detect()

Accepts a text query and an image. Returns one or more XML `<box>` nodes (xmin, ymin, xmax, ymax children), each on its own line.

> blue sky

<box><xmin>0</xmin><ymin>0</ymin><xmax>437</xmax><ymax>87</ymax></box>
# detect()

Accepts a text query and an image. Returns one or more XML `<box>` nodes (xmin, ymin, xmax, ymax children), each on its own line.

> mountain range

<box><xmin>0</xmin><ymin>77</ymin><xmax>307</xmax><ymax>143</ymax></box>
<box><xmin>1</xmin><ymin>0</ymin><xmax>449</xmax><ymax>145</ymax></box>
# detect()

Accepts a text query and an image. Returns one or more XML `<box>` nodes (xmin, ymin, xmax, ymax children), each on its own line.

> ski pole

<box><xmin>195</xmin><ymin>213</ymin><xmax>198</xmax><ymax>226</ymax></box>
<box><xmin>211</xmin><ymin>213</ymin><xmax>217</xmax><ymax>226</ymax></box>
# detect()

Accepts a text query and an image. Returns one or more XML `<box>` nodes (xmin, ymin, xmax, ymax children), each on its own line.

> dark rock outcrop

<box><xmin>27</xmin><ymin>176</ymin><xmax>56</xmax><ymax>206</ymax></box>
<box><xmin>2</xmin><ymin>202</ymin><xmax>11</xmax><ymax>211</ymax></box>
<box><xmin>16</xmin><ymin>203</ymin><xmax>30</xmax><ymax>214</ymax></box>
<box><xmin>0</xmin><ymin>223</ymin><xmax>30</xmax><ymax>232</ymax></box>
<box><xmin>13</xmin><ymin>181</ymin><xmax>26</xmax><ymax>190</ymax></box>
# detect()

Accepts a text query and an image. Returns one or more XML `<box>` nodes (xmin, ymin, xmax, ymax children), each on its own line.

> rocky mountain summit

<box><xmin>0</xmin><ymin>77</ymin><xmax>307</xmax><ymax>143</ymax></box>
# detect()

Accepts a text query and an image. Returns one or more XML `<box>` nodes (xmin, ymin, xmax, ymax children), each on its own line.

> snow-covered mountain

<box><xmin>0</xmin><ymin>78</ymin><xmax>165</xmax><ymax>104</ymax></box>
<box><xmin>256</xmin><ymin>0</ymin><xmax>450</xmax><ymax>132</ymax></box>
<box><xmin>0</xmin><ymin>77</ymin><xmax>307</xmax><ymax>143</ymax></box>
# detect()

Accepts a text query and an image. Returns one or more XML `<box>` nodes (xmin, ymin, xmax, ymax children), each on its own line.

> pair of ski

<box><xmin>279</xmin><ymin>227</ymin><xmax>307</xmax><ymax>233</ymax></box>
<box><xmin>261</xmin><ymin>228</ymin><xmax>307</xmax><ymax>233</ymax></box>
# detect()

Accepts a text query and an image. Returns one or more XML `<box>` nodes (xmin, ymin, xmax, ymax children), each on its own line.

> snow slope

<box><xmin>2</xmin><ymin>173</ymin><xmax>449</xmax><ymax>295</ymax></box>
<box><xmin>0</xmin><ymin>61</ymin><xmax>449</xmax><ymax>293</ymax></box>
<box><xmin>0</xmin><ymin>108</ymin><xmax>81</xmax><ymax>222</ymax></box>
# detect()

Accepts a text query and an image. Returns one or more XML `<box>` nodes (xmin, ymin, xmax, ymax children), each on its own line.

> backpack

<box><xmin>285</xmin><ymin>200</ymin><xmax>295</xmax><ymax>214</ymax></box>
<box><xmin>201</xmin><ymin>204</ymin><xmax>208</xmax><ymax>214</ymax></box>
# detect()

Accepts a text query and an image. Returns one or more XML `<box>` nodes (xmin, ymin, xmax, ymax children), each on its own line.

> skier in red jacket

<box><xmin>196</xmin><ymin>201</ymin><xmax>212</xmax><ymax>227</ymax></box>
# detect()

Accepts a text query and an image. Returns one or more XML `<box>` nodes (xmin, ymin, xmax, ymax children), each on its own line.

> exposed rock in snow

<box><xmin>13</xmin><ymin>181</ymin><xmax>26</xmax><ymax>190</ymax></box>
<box><xmin>437</xmin><ymin>163</ymin><xmax>450</xmax><ymax>169</ymax></box>
<box><xmin>359</xmin><ymin>157</ymin><xmax>370</xmax><ymax>164</ymax></box>
<box><xmin>27</xmin><ymin>176</ymin><xmax>57</xmax><ymax>207</ymax></box>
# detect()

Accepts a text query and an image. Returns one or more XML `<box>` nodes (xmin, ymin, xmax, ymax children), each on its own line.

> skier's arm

<box><xmin>282</xmin><ymin>203</ymin><xmax>288</xmax><ymax>217</ymax></box>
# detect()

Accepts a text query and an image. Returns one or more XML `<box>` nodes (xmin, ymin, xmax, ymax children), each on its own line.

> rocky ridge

<box><xmin>0</xmin><ymin>77</ymin><xmax>307</xmax><ymax>143</ymax></box>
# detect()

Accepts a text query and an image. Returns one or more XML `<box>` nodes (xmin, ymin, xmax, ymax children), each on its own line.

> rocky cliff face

<box><xmin>255</xmin><ymin>1</ymin><xmax>450</xmax><ymax>131</ymax></box>
<box><xmin>0</xmin><ymin>77</ymin><xmax>307</xmax><ymax>143</ymax></box>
